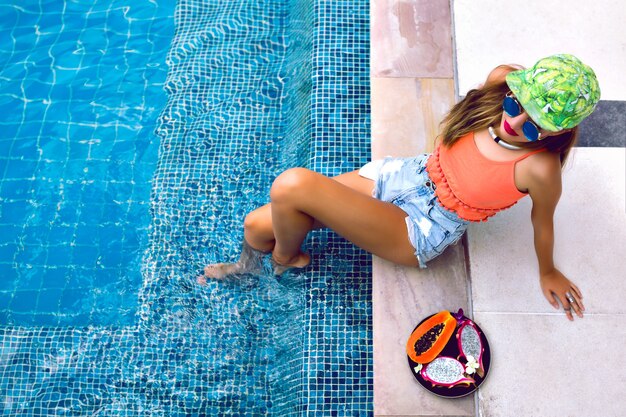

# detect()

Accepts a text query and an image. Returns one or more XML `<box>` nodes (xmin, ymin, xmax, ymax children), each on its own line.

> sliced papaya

<box><xmin>406</xmin><ymin>310</ymin><xmax>457</xmax><ymax>364</ymax></box>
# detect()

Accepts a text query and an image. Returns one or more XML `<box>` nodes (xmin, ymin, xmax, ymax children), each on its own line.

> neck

<box><xmin>488</xmin><ymin>126</ymin><xmax>523</xmax><ymax>150</ymax></box>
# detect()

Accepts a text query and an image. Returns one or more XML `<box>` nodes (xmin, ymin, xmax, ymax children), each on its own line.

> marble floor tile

<box><xmin>473</xmin><ymin>312</ymin><xmax>626</xmax><ymax>417</ymax></box>
<box><xmin>467</xmin><ymin>148</ymin><xmax>626</xmax><ymax>315</ymax></box>
<box><xmin>373</xmin><ymin>243</ymin><xmax>474</xmax><ymax>416</ymax></box>
<box><xmin>371</xmin><ymin>77</ymin><xmax>454</xmax><ymax>158</ymax></box>
<box><xmin>453</xmin><ymin>0</ymin><xmax>626</xmax><ymax>100</ymax></box>
<box><xmin>371</xmin><ymin>0</ymin><xmax>453</xmax><ymax>78</ymax></box>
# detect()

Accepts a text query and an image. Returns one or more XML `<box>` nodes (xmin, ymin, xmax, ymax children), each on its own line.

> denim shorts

<box><xmin>359</xmin><ymin>154</ymin><xmax>469</xmax><ymax>268</ymax></box>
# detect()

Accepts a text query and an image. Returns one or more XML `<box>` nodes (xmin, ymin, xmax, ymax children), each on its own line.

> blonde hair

<box><xmin>439</xmin><ymin>65</ymin><xmax>578</xmax><ymax>166</ymax></box>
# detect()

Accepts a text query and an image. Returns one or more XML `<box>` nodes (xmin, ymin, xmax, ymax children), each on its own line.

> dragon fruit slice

<box><xmin>420</xmin><ymin>356</ymin><xmax>475</xmax><ymax>388</ymax></box>
<box><xmin>457</xmin><ymin>320</ymin><xmax>485</xmax><ymax>378</ymax></box>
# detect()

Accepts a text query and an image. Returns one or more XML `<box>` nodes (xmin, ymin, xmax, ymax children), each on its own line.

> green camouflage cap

<box><xmin>505</xmin><ymin>54</ymin><xmax>601</xmax><ymax>131</ymax></box>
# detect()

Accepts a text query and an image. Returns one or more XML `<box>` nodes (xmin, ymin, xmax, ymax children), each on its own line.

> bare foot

<box><xmin>271</xmin><ymin>252</ymin><xmax>311</xmax><ymax>276</ymax></box>
<box><xmin>197</xmin><ymin>262</ymin><xmax>245</xmax><ymax>283</ymax></box>
<box><xmin>197</xmin><ymin>241</ymin><xmax>267</xmax><ymax>284</ymax></box>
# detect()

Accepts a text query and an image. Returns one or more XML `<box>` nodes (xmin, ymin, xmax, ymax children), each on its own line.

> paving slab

<box><xmin>373</xmin><ymin>244</ymin><xmax>474</xmax><ymax>416</ymax></box>
<box><xmin>468</xmin><ymin>148</ymin><xmax>626</xmax><ymax>315</ymax></box>
<box><xmin>371</xmin><ymin>77</ymin><xmax>454</xmax><ymax>158</ymax></box>
<box><xmin>467</xmin><ymin>148</ymin><xmax>626</xmax><ymax>416</ymax></box>
<box><xmin>473</xmin><ymin>312</ymin><xmax>626</xmax><ymax>417</ymax></box>
<box><xmin>371</xmin><ymin>73</ymin><xmax>468</xmax><ymax>417</ymax></box>
<box><xmin>371</xmin><ymin>0</ymin><xmax>453</xmax><ymax>78</ymax></box>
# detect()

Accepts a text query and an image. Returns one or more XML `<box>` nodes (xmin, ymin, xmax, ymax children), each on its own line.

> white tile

<box><xmin>453</xmin><ymin>0</ymin><xmax>626</xmax><ymax>100</ymax></box>
<box><xmin>468</xmin><ymin>148</ymin><xmax>626</xmax><ymax>315</ymax></box>
<box><xmin>473</xmin><ymin>312</ymin><xmax>626</xmax><ymax>417</ymax></box>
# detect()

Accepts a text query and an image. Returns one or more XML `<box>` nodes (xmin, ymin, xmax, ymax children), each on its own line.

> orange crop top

<box><xmin>426</xmin><ymin>132</ymin><xmax>545</xmax><ymax>222</ymax></box>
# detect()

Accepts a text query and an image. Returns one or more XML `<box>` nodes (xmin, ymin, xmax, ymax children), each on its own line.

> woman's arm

<box><xmin>527</xmin><ymin>155</ymin><xmax>585</xmax><ymax>321</ymax></box>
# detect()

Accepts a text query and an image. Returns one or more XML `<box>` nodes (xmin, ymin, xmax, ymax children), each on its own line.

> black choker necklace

<box><xmin>488</xmin><ymin>126</ymin><xmax>523</xmax><ymax>150</ymax></box>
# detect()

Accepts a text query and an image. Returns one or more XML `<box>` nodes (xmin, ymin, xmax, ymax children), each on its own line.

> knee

<box><xmin>270</xmin><ymin>167</ymin><xmax>314</xmax><ymax>203</ymax></box>
<box><xmin>243</xmin><ymin>210</ymin><xmax>263</xmax><ymax>235</ymax></box>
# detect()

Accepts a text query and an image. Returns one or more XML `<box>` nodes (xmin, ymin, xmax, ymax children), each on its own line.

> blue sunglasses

<box><xmin>502</xmin><ymin>93</ymin><xmax>542</xmax><ymax>141</ymax></box>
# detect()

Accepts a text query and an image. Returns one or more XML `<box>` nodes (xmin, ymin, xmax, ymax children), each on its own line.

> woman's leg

<box><xmin>201</xmin><ymin>170</ymin><xmax>373</xmax><ymax>280</ymax></box>
<box><xmin>201</xmin><ymin>167</ymin><xmax>418</xmax><ymax>280</ymax></box>
<box><xmin>268</xmin><ymin>168</ymin><xmax>418</xmax><ymax>267</ymax></box>
<box><xmin>201</xmin><ymin>169</ymin><xmax>374</xmax><ymax>280</ymax></box>
<box><xmin>242</xmin><ymin>169</ymin><xmax>376</xmax><ymax>254</ymax></box>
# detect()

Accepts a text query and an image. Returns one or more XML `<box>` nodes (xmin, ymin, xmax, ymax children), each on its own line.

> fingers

<box><xmin>568</xmin><ymin>297</ymin><xmax>583</xmax><ymax>319</ymax></box>
<box><xmin>571</xmin><ymin>283</ymin><xmax>583</xmax><ymax>300</ymax></box>
<box><xmin>573</xmin><ymin>291</ymin><xmax>585</xmax><ymax>312</ymax></box>
<box><xmin>558</xmin><ymin>289</ymin><xmax>585</xmax><ymax>320</ymax></box>
<box><xmin>562</xmin><ymin>304</ymin><xmax>574</xmax><ymax>321</ymax></box>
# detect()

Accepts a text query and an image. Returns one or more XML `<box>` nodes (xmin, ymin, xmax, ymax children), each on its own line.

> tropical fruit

<box><xmin>406</xmin><ymin>310</ymin><xmax>456</xmax><ymax>364</ymax></box>
<box><xmin>457</xmin><ymin>319</ymin><xmax>485</xmax><ymax>378</ymax></box>
<box><xmin>420</xmin><ymin>356</ymin><xmax>475</xmax><ymax>387</ymax></box>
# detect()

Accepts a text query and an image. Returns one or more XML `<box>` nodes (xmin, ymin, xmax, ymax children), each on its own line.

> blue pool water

<box><xmin>0</xmin><ymin>0</ymin><xmax>372</xmax><ymax>415</ymax></box>
<box><xmin>0</xmin><ymin>0</ymin><xmax>172</xmax><ymax>326</ymax></box>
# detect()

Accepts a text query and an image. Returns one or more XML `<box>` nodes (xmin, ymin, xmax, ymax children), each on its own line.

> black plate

<box><xmin>407</xmin><ymin>310</ymin><xmax>491</xmax><ymax>398</ymax></box>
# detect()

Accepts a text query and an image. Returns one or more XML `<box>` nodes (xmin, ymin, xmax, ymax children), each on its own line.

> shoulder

<box><xmin>523</xmin><ymin>151</ymin><xmax>562</xmax><ymax>197</ymax></box>
<box><xmin>528</xmin><ymin>151</ymin><xmax>561</xmax><ymax>180</ymax></box>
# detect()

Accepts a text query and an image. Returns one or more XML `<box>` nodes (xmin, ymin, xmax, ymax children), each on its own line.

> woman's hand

<box><xmin>540</xmin><ymin>268</ymin><xmax>585</xmax><ymax>321</ymax></box>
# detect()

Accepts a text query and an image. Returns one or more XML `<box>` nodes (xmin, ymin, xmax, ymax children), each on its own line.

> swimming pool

<box><xmin>0</xmin><ymin>0</ymin><xmax>170</xmax><ymax>327</ymax></box>
<box><xmin>0</xmin><ymin>0</ymin><xmax>371</xmax><ymax>414</ymax></box>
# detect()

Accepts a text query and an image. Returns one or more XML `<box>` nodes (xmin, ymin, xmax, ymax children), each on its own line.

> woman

<box><xmin>200</xmin><ymin>54</ymin><xmax>600</xmax><ymax>322</ymax></box>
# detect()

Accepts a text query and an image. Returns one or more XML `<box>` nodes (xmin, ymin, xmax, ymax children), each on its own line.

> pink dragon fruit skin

<box><xmin>457</xmin><ymin>320</ymin><xmax>485</xmax><ymax>378</ymax></box>
<box><xmin>420</xmin><ymin>356</ymin><xmax>475</xmax><ymax>388</ymax></box>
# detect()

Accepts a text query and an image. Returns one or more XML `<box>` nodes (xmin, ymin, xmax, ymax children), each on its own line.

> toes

<box><xmin>204</xmin><ymin>264</ymin><xmax>220</xmax><ymax>275</ymax></box>
<box><xmin>202</xmin><ymin>264</ymin><xmax>227</xmax><ymax>280</ymax></box>
<box><xmin>200</xmin><ymin>262</ymin><xmax>245</xmax><ymax>280</ymax></box>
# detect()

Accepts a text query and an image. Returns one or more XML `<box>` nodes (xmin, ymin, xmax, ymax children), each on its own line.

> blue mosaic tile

<box><xmin>0</xmin><ymin>0</ymin><xmax>373</xmax><ymax>415</ymax></box>
<box><xmin>304</xmin><ymin>1</ymin><xmax>372</xmax><ymax>411</ymax></box>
